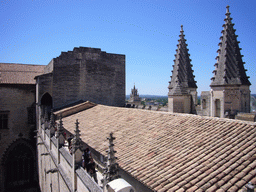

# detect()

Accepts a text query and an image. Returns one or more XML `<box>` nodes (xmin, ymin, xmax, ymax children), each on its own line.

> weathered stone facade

<box><xmin>36</xmin><ymin>47</ymin><xmax>125</xmax><ymax>110</ymax></box>
<box><xmin>0</xmin><ymin>63</ymin><xmax>44</xmax><ymax>192</ymax></box>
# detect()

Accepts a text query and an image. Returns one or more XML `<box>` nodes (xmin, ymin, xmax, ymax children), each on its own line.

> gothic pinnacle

<box><xmin>179</xmin><ymin>25</ymin><xmax>184</xmax><ymax>38</ymax></box>
<box><xmin>226</xmin><ymin>5</ymin><xmax>230</xmax><ymax>13</ymax></box>
<box><xmin>225</xmin><ymin>5</ymin><xmax>231</xmax><ymax>19</ymax></box>
<box><xmin>72</xmin><ymin>119</ymin><xmax>82</xmax><ymax>153</ymax></box>
<box><xmin>75</xmin><ymin>119</ymin><xmax>80</xmax><ymax>138</ymax></box>
<box><xmin>211</xmin><ymin>5</ymin><xmax>250</xmax><ymax>87</ymax></box>
<box><xmin>168</xmin><ymin>25</ymin><xmax>197</xmax><ymax>96</ymax></box>
<box><xmin>104</xmin><ymin>132</ymin><xmax>119</xmax><ymax>182</ymax></box>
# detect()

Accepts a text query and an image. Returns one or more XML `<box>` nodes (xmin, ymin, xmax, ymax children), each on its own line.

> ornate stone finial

<box><xmin>179</xmin><ymin>25</ymin><xmax>184</xmax><ymax>38</ymax></box>
<box><xmin>72</xmin><ymin>119</ymin><xmax>82</xmax><ymax>153</ymax></box>
<box><xmin>226</xmin><ymin>5</ymin><xmax>230</xmax><ymax>13</ymax></box>
<box><xmin>104</xmin><ymin>132</ymin><xmax>119</xmax><ymax>183</ymax></box>
<box><xmin>74</xmin><ymin>119</ymin><xmax>80</xmax><ymax>140</ymax></box>
<box><xmin>225</xmin><ymin>5</ymin><xmax>231</xmax><ymax>19</ymax></box>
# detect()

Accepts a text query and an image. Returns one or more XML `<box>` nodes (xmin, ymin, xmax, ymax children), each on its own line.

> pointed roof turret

<box><xmin>211</xmin><ymin>6</ymin><xmax>250</xmax><ymax>87</ymax></box>
<box><xmin>55</xmin><ymin>114</ymin><xmax>64</xmax><ymax>138</ymax></box>
<box><xmin>168</xmin><ymin>25</ymin><xmax>197</xmax><ymax>95</ymax></box>
<box><xmin>72</xmin><ymin>119</ymin><xmax>82</xmax><ymax>153</ymax></box>
<box><xmin>104</xmin><ymin>132</ymin><xmax>119</xmax><ymax>183</ymax></box>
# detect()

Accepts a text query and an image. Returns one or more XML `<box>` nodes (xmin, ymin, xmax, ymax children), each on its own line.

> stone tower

<box><xmin>168</xmin><ymin>25</ymin><xmax>197</xmax><ymax>114</ymax></box>
<box><xmin>210</xmin><ymin>6</ymin><xmax>251</xmax><ymax>118</ymax></box>
<box><xmin>128</xmin><ymin>84</ymin><xmax>141</xmax><ymax>104</ymax></box>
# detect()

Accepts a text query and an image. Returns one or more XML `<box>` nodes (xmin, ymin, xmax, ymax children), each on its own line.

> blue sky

<box><xmin>1</xmin><ymin>0</ymin><xmax>255</xmax><ymax>95</ymax></box>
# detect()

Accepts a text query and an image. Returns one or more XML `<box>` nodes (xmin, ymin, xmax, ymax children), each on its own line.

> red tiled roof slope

<box><xmin>61</xmin><ymin>105</ymin><xmax>256</xmax><ymax>191</ymax></box>
<box><xmin>0</xmin><ymin>63</ymin><xmax>45</xmax><ymax>84</ymax></box>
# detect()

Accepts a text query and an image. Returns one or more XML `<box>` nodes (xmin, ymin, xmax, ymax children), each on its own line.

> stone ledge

<box><xmin>76</xmin><ymin>167</ymin><xmax>103</xmax><ymax>192</ymax></box>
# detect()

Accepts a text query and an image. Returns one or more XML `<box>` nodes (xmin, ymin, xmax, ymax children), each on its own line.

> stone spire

<box><xmin>168</xmin><ymin>25</ymin><xmax>197</xmax><ymax>95</ymax></box>
<box><xmin>55</xmin><ymin>114</ymin><xmax>64</xmax><ymax>138</ymax></box>
<box><xmin>72</xmin><ymin>119</ymin><xmax>82</xmax><ymax>153</ymax></box>
<box><xmin>104</xmin><ymin>132</ymin><xmax>119</xmax><ymax>183</ymax></box>
<box><xmin>210</xmin><ymin>5</ymin><xmax>251</xmax><ymax>87</ymax></box>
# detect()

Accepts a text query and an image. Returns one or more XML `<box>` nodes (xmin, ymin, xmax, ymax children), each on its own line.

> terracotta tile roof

<box><xmin>0</xmin><ymin>63</ymin><xmax>45</xmax><ymax>84</ymax></box>
<box><xmin>60</xmin><ymin>104</ymin><xmax>256</xmax><ymax>191</ymax></box>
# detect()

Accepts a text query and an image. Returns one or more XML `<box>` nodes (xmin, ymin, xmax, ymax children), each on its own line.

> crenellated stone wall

<box><xmin>36</xmin><ymin>47</ymin><xmax>125</xmax><ymax>109</ymax></box>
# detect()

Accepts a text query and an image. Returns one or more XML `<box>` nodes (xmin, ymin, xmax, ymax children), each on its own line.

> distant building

<box><xmin>128</xmin><ymin>84</ymin><xmax>141</xmax><ymax>105</ymax></box>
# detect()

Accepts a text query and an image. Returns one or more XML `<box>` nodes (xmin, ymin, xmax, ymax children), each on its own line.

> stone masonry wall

<box><xmin>0</xmin><ymin>85</ymin><xmax>35</xmax><ymax>157</ymax></box>
<box><xmin>37</xmin><ymin>73</ymin><xmax>53</xmax><ymax>104</ymax></box>
<box><xmin>0</xmin><ymin>84</ymin><xmax>36</xmax><ymax>191</ymax></box>
<box><xmin>51</xmin><ymin>47</ymin><xmax>125</xmax><ymax>108</ymax></box>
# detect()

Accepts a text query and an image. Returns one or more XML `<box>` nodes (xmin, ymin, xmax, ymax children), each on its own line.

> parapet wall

<box><xmin>37</xmin><ymin>117</ymin><xmax>102</xmax><ymax>192</ymax></box>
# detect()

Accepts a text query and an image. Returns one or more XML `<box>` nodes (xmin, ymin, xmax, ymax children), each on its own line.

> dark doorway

<box><xmin>41</xmin><ymin>92</ymin><xmax>52</xmax><ymax>119</ymax></box>
<box><xmin>3</xmin><ymin>139</ymin><xmax>39</xmax><ymax>192</ymax></box>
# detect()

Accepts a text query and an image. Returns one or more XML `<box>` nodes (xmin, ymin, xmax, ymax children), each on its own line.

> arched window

<box><xmin>41</xmin><ymin>92</ymin><xmax>52</xmax><ymax>106</ymax></box>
